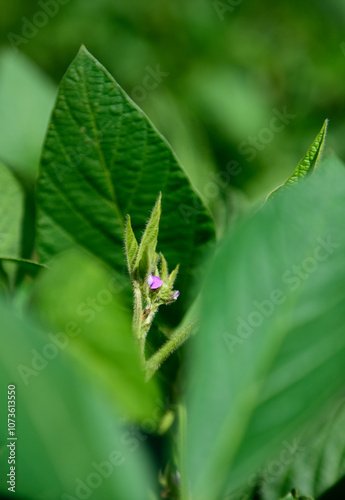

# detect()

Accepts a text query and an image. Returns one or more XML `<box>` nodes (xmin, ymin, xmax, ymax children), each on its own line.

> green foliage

<box><xmin>160</xmin><ymin>253</ymin><xmax>169</xmax><ymax>282</ymax></box>
<box><xmin>30</xmin><ymin>250</ymin><xmax>160</xmax><ymax>421</ymax></box>
<box><xmin>36</xmin><ymin>46</ymin><xmax>215</xmax><ymax>322</ymax></box>
<box><xmin>0</xmin><ymin>49</ymin><xmax>56</xmax><ymax>180</ymax></box>
<box><xmin>1</xmin><ymin>43</ymin><xmax>345</xmax><ymax>500</ymax></box>
<box><xmin>269</xmin><ymin>120</ymin><xmax>328</xmax><ymax>198</ymax></box>
<box><xmin>261</xmin><ymin>398</ymin><xmax>345</xmax><ymax>500</ymax></box>
<box><xmin>0</xmin><ymin>299</ymin><xmax>157</xmax><ymax>500</ymax></box>
<box><xmin>3</xmin><ymin>0</ymin><xmax>345</xmax><ymax>202</ymax></box>
<box><xmin>132</xmin><ymin>192</ymin><xmax>162</xmax><ymax>281</ymax></box>
<box><xmin>286</xmin><ymin>120</ymin><xmax>328</xmax><ymax>185</ymax></box>
<box><xmin>277</xmin><ymin>489</ymin><xmax>314</xmax><ymax>500</ymax></box>
<box><xmin>125</xmin><ymin>215</ymin><xmax>139</xmax><ymax>273</ymax></box>
<box><xmin>185</xmin><ymin>157</ymin><xmax>345</xmax><ymax>500</ymax></box>
<box><xmin>123</xmin><ymin>193</ymin><xmax>192</xmax><ymax>378</ymax></box>
<box><xmin>0</xmin><ymin>162</ymin><xmax>23</xmax><ymax>258</ymax></box>
<box><xmin>0</xmin><ymin>161</ymin><xmax>24</xmax><ymax>285</ymax></box>
<box><xmin>0</xmin><ymin>257</ymin><xmax>46</xmax><ymax>278</ymax></box>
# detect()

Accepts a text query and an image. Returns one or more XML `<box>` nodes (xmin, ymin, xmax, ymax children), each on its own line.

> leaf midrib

<box><xmin>80</xmin><ymin>65</ymin><xmax>124</xmax><ymax>226</ymax></box>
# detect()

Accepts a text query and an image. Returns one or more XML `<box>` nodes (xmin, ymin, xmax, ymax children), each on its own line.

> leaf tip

<box><xmin>76</xmin><ymin>44</ymin><xmax>98</xmax><ymax>65</ymax></box>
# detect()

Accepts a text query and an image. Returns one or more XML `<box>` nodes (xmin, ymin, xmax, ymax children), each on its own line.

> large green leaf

<box><xmin>185</xmin><ymin>156</ymin><xmax>345</xmax><ymax>500</ymax></box>
<box><xmin>260</xmin><ymin>397</ymin><xmax>345</xmax><ymax>500</ymax></box>
<box><xmin>0</xmin><ymin>49</ymin><xmax>56</xmax><ymax>179</ymax></box>
<box><xmin>36</xmin><ymin>46</ymin><xmax>215</xmax><ymax>321</ymax></box>
<box><xmin>0</xmin><ymin>162</ymin><xmax>24</xmax><ymax>271</ymax></box>
<box><xmin>0</xmin><ymin>299</ymin><xmax>156</xmax><ymax>499</ymax></box>
<box><xmin>29</xmin><ymin>250</ymin><xmax>160</xmax><ymax>421</ymax></box>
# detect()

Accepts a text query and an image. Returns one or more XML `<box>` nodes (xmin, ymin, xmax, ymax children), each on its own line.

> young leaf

<box><xmin>125</xmin><ymin>215</ymin><xmax>138</xmax><ymax>274</ymax></box>
<box><xmin>186</xmin><ymin>156</ymin><xmax>345</xmax><ymax>500</ymax></box>
<box><xmin>36</xmin><ymin>46</ymin><xmax>215</xmax><ymax>321</ymax></box>
<box><xmin>167</xmin><ymin>263</ymin><xmax>179</xmax><ymax>288</ymax></box>
<box><xmin>160</xmin><ymin>253</ymin><xmax>169</xmax><ymax>282</ymax></box>
<box><xmin>286</xmin><ymin>119</ymin><xmax>328</xmax><ymax>185</ymax></box>
<box><xmin>269</xmin><ymin>120</ymin><xmax>328</xmax><ymax>198</ymax></box>
<box><xmin>134</xmin><ymin>193</ymin><xmax>161</xmax><ymax>278</ymax></box>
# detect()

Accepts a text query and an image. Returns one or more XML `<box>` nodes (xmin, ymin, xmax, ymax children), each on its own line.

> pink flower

<box><xmin>147</xmin><ymin>274</ymin><xmax>163</xmax><ymax>290</ymax></box>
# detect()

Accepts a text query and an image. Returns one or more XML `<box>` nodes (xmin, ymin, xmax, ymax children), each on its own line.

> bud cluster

<box><xmin>124</xmin><ymin>194</ymin><xmax>180</xmax><ymax>363</ymax></box>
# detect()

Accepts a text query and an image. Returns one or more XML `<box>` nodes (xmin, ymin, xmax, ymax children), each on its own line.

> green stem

<box><xmin>139</xmin><ymin>334</ymin><xmax>146</xmax><ymax>364</ymax></box>
<box><xmin>178</xmin><ymin>404</ymin><xmax>189</xmax><ymax>500</ymax></box>
<box><xmin>132</xmin><ymin>282</ymin><xmax>142</xmax><ymax>340</ymax></box>
<box><xmin>145</xmin><ymin>320</ymin><xmax>198</xmax><ymax>381</ymax></box>
<box><xmin>133</xmin><ymin>281</ymin><xmax>160</xmax><ymax>365</ymax></box>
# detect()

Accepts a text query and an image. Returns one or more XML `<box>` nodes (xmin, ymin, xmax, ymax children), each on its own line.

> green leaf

<box><xmin>0</xmin><ymin>257</ymin><xmax>46</xmax><ymax>278</ymax></box>
<box><xmin>134</xmin><ymin>193</ymin><xmax>161</xmax><ymax>279</ymax></box>
<box><xmin>0</xmin><ymin>298</ymin><xmax>157</xmax><ymax>499</ymax></box>
<box><xmin>260</xmin><ymin>398</ymin><xmax>345</xmax><ymax>500</ymax></box>
<box><xmin>0</xmin><ymin>263</ymin><xmax>8</xmax><ymax>297</ymax></box>
<box><xmin>125</xmin><ymin>215</ymin><xmax>139</xmax><ymax>274</ymax></box>
<box><xmin>160</xmin><ymin>253</ymin><xmax>169</xmax><ymax>282</ymax></box>
<box><xmin>286</xmin><ymin>119</ymin><xmax>328</xmax><ymax>185</ymax></box>
<box><xmin>0</xmin><ymin>49</ymin><xmax>56</xmax><ymax>180</ymax></box>
<box><xmin>0</xmin><ymin>162</ymin><xmax>23</xmax><ymax>258</ymax></box>
<box><xmin>269</xmin><ymin>120</ymin><xmax>328</xmax><ymax>199</ymax></box>
<box><xmin>0</xmin><ymin>162</ymin><xmax>24</xmax><ymax>285</ymax></box>
<box><xmin>36</xmin><ymin>46</ymin><xmax>215</xmax><ymax>321</ymax></box>
<box><xmin>167</xmin><ymin>263</ymin><xmax>179</xmax><ymax>288</ymax></box>
<box><xmin>185</xmin><ymin>156</ymin><xmax>345</xmax><ymax>500</ymax></box>
<box><xmin>30</xmin><ymin>250</ymin><xmax>160</xmax><ymax>421</ymax></box>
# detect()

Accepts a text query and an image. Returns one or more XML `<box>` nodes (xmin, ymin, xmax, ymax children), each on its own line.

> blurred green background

<box><xmin>1</xmin><ymin>0</ymin><xmax>345</xmax><ymax>209</ymax></box>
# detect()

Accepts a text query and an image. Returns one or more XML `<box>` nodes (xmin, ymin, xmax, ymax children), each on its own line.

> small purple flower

<box><xmin>147</xmin><ymin>274</ymin><xmax>163</xmax><ymax>290</ymax></box>
<box><xmin>171</xmin><ymin>290</ymin><xmax>180</xmax><ymax>300</ymax></box>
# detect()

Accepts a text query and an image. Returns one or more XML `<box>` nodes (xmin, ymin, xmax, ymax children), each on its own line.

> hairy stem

<box><xmin>145</xmin><ymin>320</ymin><xmax>198</xmax><ymax>381</ymax></box>
<box><xmin>132</xmin><ymin>282</ymin><xmax>142</xmax><ymax>339</ymax></box>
